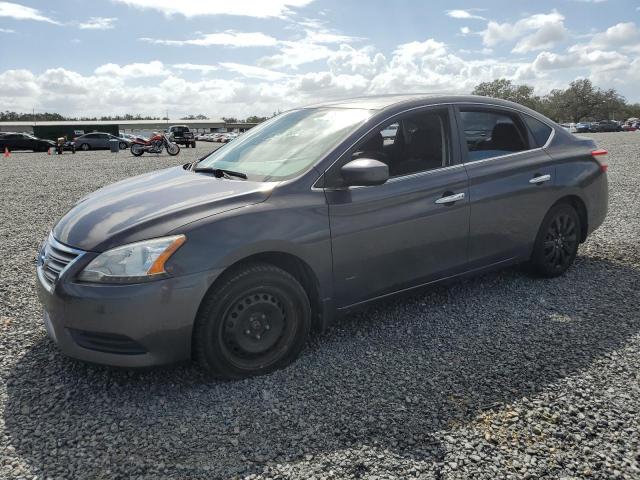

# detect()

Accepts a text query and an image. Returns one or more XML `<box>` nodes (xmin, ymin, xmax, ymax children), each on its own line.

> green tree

<box><xmin>472</xmin><ymin>79</ymin><xmax>540</xmax><ymax>110</ymax></box>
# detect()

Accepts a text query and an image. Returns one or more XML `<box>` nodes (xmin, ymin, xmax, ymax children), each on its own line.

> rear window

<box><xmin>523</xmin><ymin>115</ymin><xmax>553</xmax><ymax>147</ymax></box>
<box><xmin>459</xmin><ymin>109</ymin><xmax>530</xmax><ymax>162</ymax></box>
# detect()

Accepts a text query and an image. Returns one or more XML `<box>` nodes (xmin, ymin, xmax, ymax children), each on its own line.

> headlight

<box><xmin>77</xmin><ymin>235</ymin><xmax>186</xmax><ymax>283</ymax></box>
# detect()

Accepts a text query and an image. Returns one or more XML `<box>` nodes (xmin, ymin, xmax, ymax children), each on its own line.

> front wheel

<box><xmin>80</xmin><ymin>143</ymin><xmax>90</xmax><ymax>151</ymax></box>
<box><xmin>130</xmin><ymin>144</ymin><xmax>144</xmax><ymax>156</ymax></box>
<box><xmin>529</xmin><ymin>203</ymin><xmax>581</xmax><ymax>278</ymax></box>
<box><xmin>193</xmin><ymin>263</ymin><xmax>311</xmax><ymax>379</ymax></box>
<box><xmin>167</xmin><ymin>143</ymin><xmax>180</xmax><ymax>156</ymax></box>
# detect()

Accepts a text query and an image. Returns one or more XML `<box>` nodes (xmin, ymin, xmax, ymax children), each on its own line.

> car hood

<box><xmin>53</xmin><ymin>166</ymin><xmax>273</xmax><ymax>252</ymax></box>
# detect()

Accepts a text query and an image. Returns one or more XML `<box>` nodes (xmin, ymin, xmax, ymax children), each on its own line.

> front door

<box><xmin>324</xmin><ymin>106</ymin><xmax>470</xmax><ymax>307</ymax></box>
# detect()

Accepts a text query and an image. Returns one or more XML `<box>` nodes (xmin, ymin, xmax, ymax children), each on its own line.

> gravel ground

<box><xmin>1</xmin><ymin>135</ymin><xmax>639</xmax><ymax>479</ymax></box>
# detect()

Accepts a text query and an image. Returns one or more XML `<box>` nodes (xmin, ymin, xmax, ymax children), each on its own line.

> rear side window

<box><xmin>523</xmin><ymin>114</ymin><xmax>553</xmax><ymax>147</ymax></box>
<box><xmin>459</xmin><ymin>109</ymin><xmax>530</xmax><ymax>162</ymax></box>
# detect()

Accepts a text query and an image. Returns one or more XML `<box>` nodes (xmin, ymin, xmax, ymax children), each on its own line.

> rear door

<box><xmin>455</xmin><ymin>105</ymin><xmax>556</xmax><ymax>268</ymax></box>
<box><xmin>96</xmin><ymin>133</ymin><xmax>110</xmax><ymax>148</ymax></box>
<box><xmin>324</xmin><ymin>106</ymin><xmax>470</xmax><ymax>307</ymax></box>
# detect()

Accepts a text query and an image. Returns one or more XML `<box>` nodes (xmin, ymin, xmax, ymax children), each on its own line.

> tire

<box><xmin>130</xmin><ymin>144</ymin><xmax>144</xmax><ymax>156</ymax></box>
<box><xmin>167</xmin><ymin>143</ymin><xmax>180</xmax><ymax>156</ymax></box>
<box><xmin>529</xmin><ymin>203</ymin><xmax>581</xmax><ymax>278</ymax></box>
<box><xmin>119</xmin><ymin>142</ymin><xmax>127</xmax><ymax>150</ymax></box>
<box><xmin>191</xmin><ymin>142</ymin><xmax>196</xmax><ymax>148</ymax></box>
<box><xmin>80</xmin><ymin>143</ymin><xmax>90</xmax><ymax>151</ymax></box>
<box><xmin>193</xmin><ymin>263</ymin><xmax>311</xmax><ymax>379</ymax></box>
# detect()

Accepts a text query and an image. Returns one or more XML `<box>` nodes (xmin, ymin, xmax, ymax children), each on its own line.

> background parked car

<box><xmin>0</xmin><ymin>132</ymin><xmax>55</xmax><ymax>152</ymax></box>
<box><xmin>575</xmin><ymin>122</ymin><xmax>592</xmax><ymax>133</ymax></box>
<box><xmin>74</xmin><ymin>133</ymin><xmax>131</xmax><ymax>151</ymax></box>
<box><xmin>595</xmin><ymin>120</ymin><xmax>622</xmax><ymax>132</ymax></box>
<box><xmin>221</xmin><ymin>132</ymin><xmax>239</xmax><ymax>143</ymax></box>
<box><xmin>167</xmin><ymin>125</ymin><xmax>196</xmax><ymax>148</ymax></box>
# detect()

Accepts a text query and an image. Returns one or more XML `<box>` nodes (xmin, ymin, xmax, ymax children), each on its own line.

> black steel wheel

<box><xmin>194</xmin><ymin>263</ymin><xmax>311</xmax><ymax>378</ymax></box>
<box><xmin>529</xmin><ymin>203</ymin><xmax>581</xmax><ymax>277</ymax></box>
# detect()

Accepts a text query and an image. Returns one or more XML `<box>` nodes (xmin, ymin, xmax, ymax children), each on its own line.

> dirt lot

<box><xmin>1</xmin><ymin>135</ymin><xmax>639</xmax><ymax>479</ymax></box>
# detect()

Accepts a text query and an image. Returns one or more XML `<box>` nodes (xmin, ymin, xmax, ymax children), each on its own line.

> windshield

<box><xmin>196</xmin><ymin>108</ymin><xmax>372</xmax><ymax>181</ymax></box>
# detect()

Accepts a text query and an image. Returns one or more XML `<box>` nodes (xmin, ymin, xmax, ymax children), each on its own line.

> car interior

<box><xmin>352</xmin><ymin>111</ymin><xmax>450</xmax><ymax>177</ymax></box>
<box><xmin>460</xmin><ymin>110</ymin><xmax>530</xmax><ymax>162</ymax></box>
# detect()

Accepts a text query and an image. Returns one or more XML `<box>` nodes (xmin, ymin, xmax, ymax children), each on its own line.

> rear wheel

<box><xmin>119</xmin><ymin>142</ymin><xmax>127</xmax><ymax>150</ymax></box>
<box><xmin>193</xmin><ymin>263</ymin><xmax>311</xmax><ymax>379</ymax></box>
<box><xmin>529</xmin><ymin>203</ymin><xmax>581</xmax><ymax>277</ymax></box>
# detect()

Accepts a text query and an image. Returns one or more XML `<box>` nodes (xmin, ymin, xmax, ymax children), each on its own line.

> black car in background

<box><xmin>595</xmin><ymin>120</ymin><xmax>622</xmax><ymax>132</ymax></box>
<box><xmin>0</xmin><ymin>132</ymin><xmax>56</xmax><ymax>152</ymax></box>
<box><xmin>168</xmin><ymin>125</ymin><xmax>197</xmax><ymax>148</ymax></box>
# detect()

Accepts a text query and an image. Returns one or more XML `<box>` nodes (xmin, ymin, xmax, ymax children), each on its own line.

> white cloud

<box><xmin>532</xmin><ymin>48</ymin><xmax>629</xmax><ymax>71</ymax></box>
<box><xmin>0</xmin><ymin>27</ymin><xmax>14</xmax><ymax>32</ymax></box>
<box><xmin>220</xmin><ymin>62</ymin><xmax>290</xmax><ymax>81</ymax></box>
<box><xmin>0</xmin><ymin>1</ymin><xmax>58</xmax><ymax>24</ymax></box>
<box><xmin>78</xmin><ymin>17</ymin><xmax>117</xmax><ymax>30</ymax></box>
<box><xmin>112</xmin><ymin>0</ymin><xmax>314</xmax><ymax>18</ymax></box>
<box><xmin>587</xmin><ymin>22</ymin><xmax>639</xmax><ymax>49</ymax></box>
<box><xmin>94</xmin><ymin>61</ymin><xmax>170</xmax><ymax>78</ymax></box>
<box><xmin>327</xmin><ymin>45</ymin><xmax>386</xmax><ymax>78</ymax></box>
<box><xmin>140</xmin><ymin>31</ymin><xmax>278</xmax><ymax>47</ymax></box>
<box><xmin>460</xmin><ymin>27</ymin><xmax>471</xmax><ymax>35</ymax></box>
<box><xmin>172</xmin><ymin>63</ymin><xmax>219</xmax><ymax>73</ymax></box>
<box><xmin>0</xmin><ymin>69</ymin><xmax>40</xmax><ymax>97</ymax></box>
<box><xmin>482</xmin><ymin>10</ymin><xmax>567</xmax><ymax>52</ymax></box>
<box><xmin>1</xmin><ymin>17</ymin><xmax>638</xmax><ymax>119</ymax></box>
<box><xmin>512</xmin><ymin>21</ymin><xmax>568</xmax><ymax>53</ymax></box>
<box><xmin>259</xmin><ymin>40</ymin><xmax>334</xmax><ymax>69</ymax></box>
<box><xmin>446</xmin><ymin>9</ymin><xmax>485</xmax><ymax>20</ymax></box>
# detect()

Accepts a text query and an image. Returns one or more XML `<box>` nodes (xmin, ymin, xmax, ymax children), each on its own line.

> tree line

<box><xmin>0</xmin><ymin>111</ymin><xmax>273</xmax><ymax>124</ymax></box>
<box><xmin>472</xmin><ymin>78</ymin><xmax>640</xmax><ymax>123</ymax></box>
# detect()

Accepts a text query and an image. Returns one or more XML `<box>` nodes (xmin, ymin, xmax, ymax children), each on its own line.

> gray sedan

<box><xmin>74</xmin><ymin>132</ymin><xmax>131</xmax><ymax>151</ymax></box>
<box><xmin>36</xmin><ymin>94</ymin><xmax>608</xmax><ymax>378</ymax></box>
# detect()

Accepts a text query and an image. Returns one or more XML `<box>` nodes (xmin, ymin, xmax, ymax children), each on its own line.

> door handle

<box><xmin>435</xmin><ymin>192</ymin><xmax>465</xmax><ymax>204</ymax></box>
<box><xmin>529</xmin><ymin>174</ymin><xmax>551</xmax><ymax>184</ymax></box>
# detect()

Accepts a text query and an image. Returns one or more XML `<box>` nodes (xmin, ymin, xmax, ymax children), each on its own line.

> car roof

<box><xmin>303</xmin><ymin>93</ymin><xmax>528</xmax><ymax>111</ymax></box>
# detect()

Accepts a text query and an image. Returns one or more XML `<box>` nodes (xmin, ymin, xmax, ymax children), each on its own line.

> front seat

<box><xmin>394</xmin><ymin>117</ymin><xmax>443</xmax><ymax>175</ymax></box>
<box><xmin>490</xmin><ymin>122</ymin><xmax>526</xmax><ymax>151</ymax></box>
<box><xmin>353</xmin><ymin>133</ymin><xmax>387</xmax><ymax>163</ymax></box>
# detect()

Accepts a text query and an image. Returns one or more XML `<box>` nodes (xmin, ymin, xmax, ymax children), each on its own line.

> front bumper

<box><xmin>36</xmin><ymin>260</ymin><xmax>219</xmax><ymax>368</ymax></box>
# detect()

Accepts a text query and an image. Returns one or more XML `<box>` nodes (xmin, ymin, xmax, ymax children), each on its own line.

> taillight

<box><xmin>592</xmin><ymin>149</ymin><xmax>608</xmax><ymax>173</ymax></box>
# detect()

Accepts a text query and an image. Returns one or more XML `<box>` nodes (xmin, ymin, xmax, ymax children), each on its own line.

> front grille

<box><xmin>68</xmin><ymin>329</ymin><xmax>147</xmax><ymax>355</ymax></box>
<box><xmin>38</xmin><ymin>234</ymin><xmax>84</xmax><ymax>290</ymax></box>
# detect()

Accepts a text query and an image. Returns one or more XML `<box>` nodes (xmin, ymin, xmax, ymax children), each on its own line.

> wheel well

<box><xmin>203</xmin><ymin>252</ymin><xmax>323</xmax><ymax>331</ymax></box>
<box><xmin>553</xmin><ymin>195</ymin><xmax>588</xmax><ymax>242</ymax></box>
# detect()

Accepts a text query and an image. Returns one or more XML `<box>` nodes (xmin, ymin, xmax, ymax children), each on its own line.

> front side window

<box><xmin>459</xmin><ymin>109</ymin><xmax>530</xmax><ymax>162</ymax></box>
<box><xmin>197</xmin><ymin>108</ymin><xmax>372</xmax><ymax>181</ymax></box>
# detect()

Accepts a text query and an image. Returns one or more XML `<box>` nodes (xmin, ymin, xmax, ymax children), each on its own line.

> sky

<box><xmin>0</xmin><ymin>0</ymin><xmax>639</xmax><ymax>119</ymax></box>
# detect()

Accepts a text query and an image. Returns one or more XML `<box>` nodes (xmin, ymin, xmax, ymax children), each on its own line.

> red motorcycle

<box><xmin>130</xmin><ymin>133</ymin><xmax>180</xmax><ymax>156</ymax></box>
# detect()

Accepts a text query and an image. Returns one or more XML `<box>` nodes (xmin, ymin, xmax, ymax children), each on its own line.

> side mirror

<box><xmin>340</xmin><ymin>158</ymin><xmax>389</xmax><ymax>187</ymax></box>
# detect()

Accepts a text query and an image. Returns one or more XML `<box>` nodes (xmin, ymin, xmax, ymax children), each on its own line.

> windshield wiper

<box><xmin>193</xmin><ymin>167</ymin><xmax>248</xmax><ymax>179</ymax></box>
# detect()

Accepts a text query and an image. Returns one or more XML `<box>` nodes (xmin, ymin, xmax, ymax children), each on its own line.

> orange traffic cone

<box><xmin>3</xmin><ymin>147</ymin><xmax>9</xmax><ymax>158</ymax></box>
